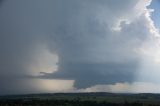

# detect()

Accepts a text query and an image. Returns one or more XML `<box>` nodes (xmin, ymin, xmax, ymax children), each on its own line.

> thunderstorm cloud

<box><xmin>0</xmin><ymin>0</ymin><xmax>159</xmax><ymax>94</ymax></box>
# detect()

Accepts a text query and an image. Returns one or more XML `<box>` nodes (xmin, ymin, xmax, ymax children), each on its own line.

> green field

<box><xmin>0</xmin><ymin>93</ymin><xmax>160</xmax><ymax>106</ymax></box>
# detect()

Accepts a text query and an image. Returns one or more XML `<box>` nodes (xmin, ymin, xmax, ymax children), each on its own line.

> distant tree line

<box><xmin>0</xmin><ymin>99</ymin><xmax>160</xmax><ymax>106</ymax></box>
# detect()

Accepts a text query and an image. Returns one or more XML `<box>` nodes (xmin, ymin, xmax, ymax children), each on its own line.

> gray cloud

<box><xmin>0</xmin><ymin>0</ymin><xmax>154</xmax><ymax>94</ymax></box>
<box><xmin>40</xmin><ymin>62</ymin><xmax>138</xmax><ymax>88</ymax></box>
<box><xmin>42</xmin><ymin>0</ymin><xmax>148</xmax><ymax>88</ymax></box>
<box><xmin>0</xmin><ymin>0</ymin><xmax>3</xmax><ymax>4</ymax></box>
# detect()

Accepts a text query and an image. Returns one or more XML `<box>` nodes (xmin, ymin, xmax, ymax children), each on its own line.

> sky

<box><xmin>149</xmin><ymin>0</ymin><xmax>160</xmax><ymax>28</ymax></box>
<box><xmin>0</xmin><ymin>0</ymin><xmax>160</xmax><ymax>95</ymax></box>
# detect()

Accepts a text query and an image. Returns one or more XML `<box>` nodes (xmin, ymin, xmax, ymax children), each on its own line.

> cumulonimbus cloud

<box><xmin>0</xmin><ymin>0</ymin><xmax>159</xmax><ymax>94</ymax></box>
<box><xmin>37</xmin><ymin>0</ymin><xmax>153</xmax><ymax>88</ymax></box>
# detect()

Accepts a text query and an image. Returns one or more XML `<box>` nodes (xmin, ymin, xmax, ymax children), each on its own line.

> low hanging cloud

<box><xmin>0</xmin><ymin>0</ymin><xmax>159</xmax><ymax>94</ymax></box>
<box><xmin>41</xmin><ymin>0</ymin><xmax>153</xmax><ymax>88</ymax></box>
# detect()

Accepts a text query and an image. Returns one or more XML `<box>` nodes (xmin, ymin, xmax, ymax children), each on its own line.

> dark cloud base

<box><xmin>39</xmin><ymin>62</ymin><xmax>138</xmax><ymax>88</ymax></box>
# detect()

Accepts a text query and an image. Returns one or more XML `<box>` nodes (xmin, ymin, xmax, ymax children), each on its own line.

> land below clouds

<box><xmin>1</xmin><ymin>92</ymin><xmax>160</xmax><ymax>106</ymax></box>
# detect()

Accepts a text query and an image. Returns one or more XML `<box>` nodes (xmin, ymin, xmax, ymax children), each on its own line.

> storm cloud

<box><xmin>0</xmin><ymin>0</ymin><xmax>158</xmax><ymax>94</ymax></box>
<box><xmin>41</xmin><ymin>0</ymin><xmax>151</xmax><ymax>88</ymax></box>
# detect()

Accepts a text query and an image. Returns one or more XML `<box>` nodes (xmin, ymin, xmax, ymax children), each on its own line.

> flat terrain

<box><xmin>0</xmin><ymin>92</ymin><xmax>160</xmax><ymax>106</ymax></box>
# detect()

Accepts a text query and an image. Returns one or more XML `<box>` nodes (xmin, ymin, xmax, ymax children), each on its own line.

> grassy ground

<box><xmin>0</xmin><ymin>93</ymin><xmax>160</xmax><ymax>106</ymax></box>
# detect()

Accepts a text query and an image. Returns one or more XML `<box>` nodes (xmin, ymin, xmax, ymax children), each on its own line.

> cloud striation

<box><xmin>0</xmin><ymin>0</ymin><xmax>158</xmax><ymax>94</ymax></box>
